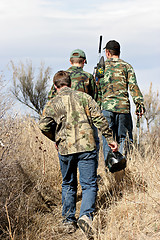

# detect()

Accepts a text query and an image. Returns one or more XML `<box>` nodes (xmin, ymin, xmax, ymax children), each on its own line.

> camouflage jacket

<box><xmin>48</xmin><ymin>66</ymin><xmax>98</xmax><ymax>101</ymax></box>
<box><xmin>39</xmin><ymin>87</ymin><xmax>113</xmax><ymax>155</ymax></box>
<box><xmin>99</xmin><ymin>58</ymin><xmax>144</xmax><ymax>113</ymax></box>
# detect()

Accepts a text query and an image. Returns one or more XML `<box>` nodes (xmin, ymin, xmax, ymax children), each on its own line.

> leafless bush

<box><xmin>143</xmin><ymin>82</ymin><xmax>160</xmax><ymax>132</ymax></box>
<box><xmin>94</xmin><ymin>131</ymin><xmax>160</xmax><ymax>240</ymax></box>
<box><xmin>0</xmin><ymin>73</ymin><xmax>14</xmax><ymax>120</ymax></box>
<box><xmin>0</xmin><ymin>116</ymin><xmax>62</xmax><ymax>239</ymax></box>
<box><xmin>10</xmin><ymin>60</ymin><xmax>51</xmax><ymax>115</ymax></box>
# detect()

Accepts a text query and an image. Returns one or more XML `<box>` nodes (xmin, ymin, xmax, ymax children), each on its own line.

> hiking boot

<box><xmin>58</xmin><ymin>221</ymin><xmax>77</xmax><ymax>234</ymax></box>
<box><xmin>78</xmin><ymin>215</ymin><xmax>95</xmax><ymax>240</ymax></box>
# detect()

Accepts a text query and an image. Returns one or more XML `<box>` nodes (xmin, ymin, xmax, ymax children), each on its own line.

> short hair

<box><xmin>70</xmin><ymin>49</ymin><xmax>87</xmax><ymax>64</ymax></box>
<box><xmin>104</xmin><ymin>40</ymin><xmax>120</xmax><ymax>56</ymax></box>
<box><xmin>108</xmin><ymin>49</ymin><xmax>120</xmax><ymax>57</ymax></box>
<box><xmin>70</xmin><ymin>55</ymin><xmax>86</xmax><ymax>64</ymax></box>
<box><xmin>53</xmin><ymin>71</ymin><xmax>71</xmax><ymax>88</ymax></box>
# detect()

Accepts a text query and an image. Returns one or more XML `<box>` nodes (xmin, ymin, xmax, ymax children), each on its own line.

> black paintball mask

<box><xmin>105</xmin><ymin>150</ymin><xmax>127</xmax><ymax>173</ymax></box>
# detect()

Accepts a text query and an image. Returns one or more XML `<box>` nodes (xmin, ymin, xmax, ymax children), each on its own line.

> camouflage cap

<box><xmin>103</xmin><ymin>40</ymin><xmax>120</xmax><ymax>53</ymax></box>
<box><xmin>70</xmin><ymin>49</ymin><xmax>87</xmax><ymax>64</ymax></box>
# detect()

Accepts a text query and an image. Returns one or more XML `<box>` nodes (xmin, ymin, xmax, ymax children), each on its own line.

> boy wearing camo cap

<box><xmin>48</xmin><ymin>49</ymin><xmax>97</xmax><ymax>101</ymax></box>
<box><xmin>48</xmin><ymin>49</ymin><xmax>99</xmax><ymax>161</ymax></box>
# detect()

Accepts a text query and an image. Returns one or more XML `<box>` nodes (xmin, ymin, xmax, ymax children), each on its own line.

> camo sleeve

<box><xmin>86</xmin><ymin>96</ymin><xmax>114</xmax><ymax>144</ymax></box>
<box><xmin>128</xmin><ymin>65</ymin><xmax>144</xmax><ymax>105</ymax></box>
<box><xmin>90</xmin><ymin>74</ymin><xmax>98</xmax><ymax>101</ymax></box>
<box><xmin>48</xmin><ymin>85</ymin><xmax>57</xmax><ymax>100</ymax></box>
<box><xmin>39</xmin><ymin>102</ymin><xmax>57</xmax><ymax>141</ymax></box>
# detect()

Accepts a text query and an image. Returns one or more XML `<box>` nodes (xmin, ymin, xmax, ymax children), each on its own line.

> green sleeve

<box><xmin>48</xmin><ymin>85</ymin><xmax>57</xmax><ymax>100</ymax></box>
<box><xmin>128</xmin><ymin>66</ymin><xmax>144</xmax><ymax>105</ymax></box>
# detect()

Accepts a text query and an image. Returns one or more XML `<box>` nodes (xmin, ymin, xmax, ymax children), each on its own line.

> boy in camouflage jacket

<box><xmin>39</xmin><ymin>70</ymin><xmax>117</xmax><ymax>236</ymax></box>
<box><xmin>100</xmin><ymin>40</ymin><xmax>145</xmax><ymax>160</ymax></box>
<box><xmin>48</xmin><ymin>49</ymin><xmax>99</xmax><ymax>160</ymax></box>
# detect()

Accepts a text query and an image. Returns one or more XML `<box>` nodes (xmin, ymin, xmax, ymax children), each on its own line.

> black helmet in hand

<box><xmin>105</xmin><ymin>150</ymin><xmax>127</xmax><ymax>173</ymax></box>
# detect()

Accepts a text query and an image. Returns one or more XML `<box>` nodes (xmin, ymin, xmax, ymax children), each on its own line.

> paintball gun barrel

<box><xmin>93</xmin><ymin>35</ymin><xmax>105</xmax><ymax>82</ymax></box>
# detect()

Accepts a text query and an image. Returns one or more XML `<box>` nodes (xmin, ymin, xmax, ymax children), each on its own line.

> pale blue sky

<box><xmin>0</xmin><ymin>0</ymin><xmax>160</xmax><ymax>97</ymax></box>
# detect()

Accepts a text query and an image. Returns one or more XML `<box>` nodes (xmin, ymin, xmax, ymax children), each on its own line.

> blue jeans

<box><xmin>102</xmin><ymin>110</ymin><xmax>133</xmax><ymax>161</ymax></box>
<box><xmin>58</xmin><ymin>149</ymin><xmax>98</xmax><ymax>222</ymax></box>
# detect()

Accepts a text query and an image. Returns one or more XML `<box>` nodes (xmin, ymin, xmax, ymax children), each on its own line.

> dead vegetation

<box><xmin>0</xmin><ymin>115</ymin><xmax>160</xmax><ymax>240</ymax></box>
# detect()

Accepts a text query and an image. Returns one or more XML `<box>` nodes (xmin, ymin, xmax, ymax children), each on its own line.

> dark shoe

<box><xmin>97</xmin><ymin>174</ymin><xmax>102</xmax><ymax>184</ymax></box>
<box><xmin>78</xmin><ymin>215</ymin><xmax>95</xmax><ymax>240</ymax></box>
<box><xmin>58</xmin><ymin>221</ymin><xmax>77</xmax><ymax>234</ymax></box>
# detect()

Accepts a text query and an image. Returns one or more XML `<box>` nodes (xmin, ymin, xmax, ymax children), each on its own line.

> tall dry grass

<box><xmin>0</xmin><ymin>116</ymin><xmax>160</xmax><ymax>240</ymax></box>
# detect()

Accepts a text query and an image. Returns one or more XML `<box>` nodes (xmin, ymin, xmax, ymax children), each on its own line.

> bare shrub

<box><xmin>0</xmin><ymin>73</ymin><xmax>14</xmax><ymax>120</ymax></box>
<box><xmin>10</xmin><ymin>60</ymin><xmax>51</xmax><ymax>115</ymax></box>
<box><xmin>143</xmin><ymin>82</ymin><xmax>160</xmax><ymax>132</ymax></box>
<box><xmin>94</xmin><ymin>132</ymin><xmax>160</xmax><ymax>240</ymax></box>
<box><xmin>0</xmin><ymin>116</ymin><xmax>62</xmax><ymax>239</ymax></box>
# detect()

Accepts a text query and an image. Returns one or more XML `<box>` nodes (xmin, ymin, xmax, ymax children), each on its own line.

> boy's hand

<box><xmin>55</xmin><ymin>143</ymin><xmax>58</xmax><ymax>151</ymax></box>
<box><xmin>136</xmin><ymin>103</ymin><xmax>145</xmax><ymax>117</ymax></box>
<box><xmin>109</xmin><ymin>141</ymin><xmax>118</xmax><ymax>152</ymax></box>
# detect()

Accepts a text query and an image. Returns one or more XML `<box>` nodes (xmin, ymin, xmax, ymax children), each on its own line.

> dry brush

<box><xmin>0</xmin><ymin>116</ymin><xmax>160</xmax><ymax>240</ymax></box>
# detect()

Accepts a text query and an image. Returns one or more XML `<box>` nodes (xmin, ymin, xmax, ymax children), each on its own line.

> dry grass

<box><xmin>0</xmin><ymin>116</ymin><xmax>160</xmax><ymax>240</ymax></box>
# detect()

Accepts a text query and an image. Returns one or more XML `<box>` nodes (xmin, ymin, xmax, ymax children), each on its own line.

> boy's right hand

<box><xmin>108</xmin><ymin>141</ymin><xmax>118</xmax><ymax>152</ymax></box>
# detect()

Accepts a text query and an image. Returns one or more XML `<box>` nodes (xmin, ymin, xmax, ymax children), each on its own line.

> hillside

<box><xmin>0</xmin><ymin>116</ymin><xmax>160</xmax><ymax>240</ymax></box>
